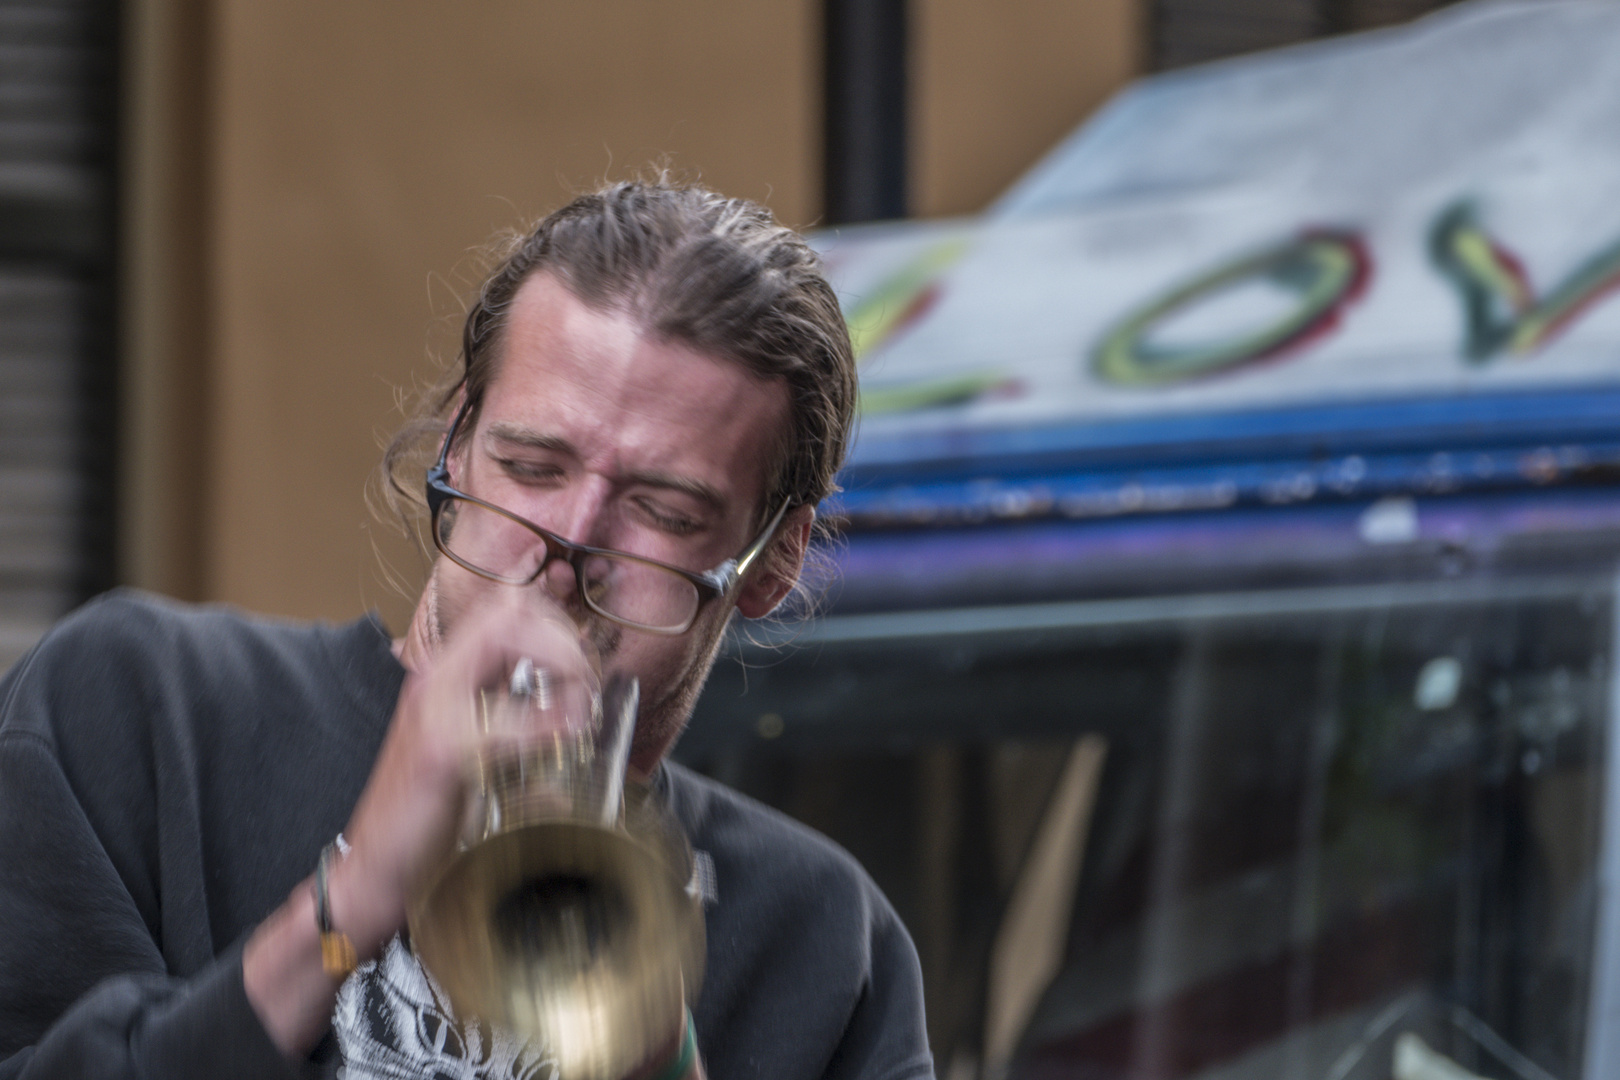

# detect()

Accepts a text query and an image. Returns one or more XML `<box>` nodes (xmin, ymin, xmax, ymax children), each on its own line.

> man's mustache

<box><xmin>583</xmin><ymin>616</ymin><xmax>622</xmax><ymax>662</ymax></box>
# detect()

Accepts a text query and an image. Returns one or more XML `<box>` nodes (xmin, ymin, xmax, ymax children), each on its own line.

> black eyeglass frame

<box><xmin>425</xmin><ymin>399</ymin><xmax>792</xmax><ymax>635</ymax></box>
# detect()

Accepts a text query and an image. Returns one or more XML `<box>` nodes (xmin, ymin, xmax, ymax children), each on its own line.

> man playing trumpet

<box><xmin>0</xmin><ymin>181</ymin><xmax>933</xmax><ymax>1080</ymax></box>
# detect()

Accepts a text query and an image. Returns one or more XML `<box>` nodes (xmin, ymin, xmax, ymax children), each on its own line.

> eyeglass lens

<box><xmin>435</xmin><ymin>497</ymin><xmax>702</xmax><ymax>631</ymax></box>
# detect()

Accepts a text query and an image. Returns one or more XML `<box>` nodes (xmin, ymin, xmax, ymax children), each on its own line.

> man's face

<box><xmin>428</xmin><ymin>272</ymin><xmax>793</xmax><ymax>770</ymax></box>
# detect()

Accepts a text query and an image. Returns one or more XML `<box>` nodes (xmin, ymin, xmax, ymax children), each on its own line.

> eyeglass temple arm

<box><xmin>701</xmin><ymin>500</ymin><xmax>794</xmax><ymax>594</ymax></box>
<box><xmin>425</xmin><ymin>399</ymin><xmax>476</xmax><ymax>510</ymax></box>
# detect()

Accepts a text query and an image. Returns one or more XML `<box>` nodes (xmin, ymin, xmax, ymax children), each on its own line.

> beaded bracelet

<box><xmin>314</xmin><ymin>838</ymin><xmax>358</xmax><ymax>979</ymax></box>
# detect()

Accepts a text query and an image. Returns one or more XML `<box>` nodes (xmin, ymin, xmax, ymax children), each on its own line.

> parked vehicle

<box><xmin>679</xmin><ymin>4</ymin><xmax>1620</xmax><ymax>1077</ymax></box>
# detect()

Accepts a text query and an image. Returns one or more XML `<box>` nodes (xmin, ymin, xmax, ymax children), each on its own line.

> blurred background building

<box><xmin>3</xmin><ymin>0</ymin><xmax>1484</xmax><ymax>665</ymax></box>
<box><xmin>6</xmin><ymin>0</ymin><xmax>1137</xmax><ymax>657</ymax></box>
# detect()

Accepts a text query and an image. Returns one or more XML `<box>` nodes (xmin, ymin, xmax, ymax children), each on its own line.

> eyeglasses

<box><xmin>426</xmin><ymin>400</ymin><xmax>791</xmax><ymax>635</ymax></box>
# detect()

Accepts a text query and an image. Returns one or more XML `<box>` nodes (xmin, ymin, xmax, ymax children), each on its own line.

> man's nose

<box><xmin>548</xmin><ymin>480</ymin><xmax>615</xmax><ymax>552</ymax></box>
<box><xmin>536</xmin><ymin>482</ymin><xmax>613</xmax><ymax>610</ymax></box>
<box><xmin>538</xmin><ymin>554</ymin><xmax>578</xmax><ymax>609</ymax></box>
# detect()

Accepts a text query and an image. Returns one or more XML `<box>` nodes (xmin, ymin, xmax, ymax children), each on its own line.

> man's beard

<box><xmin>625</xmin><ymin>607</ymin><xmax>733</xmax><ymax>772</ymax></box>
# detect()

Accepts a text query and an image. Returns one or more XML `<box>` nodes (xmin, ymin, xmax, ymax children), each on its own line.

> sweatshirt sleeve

<box><xmin>822</xmin><ymin>892</ymin><xmax>936</xmax><ymax>1080</ymax></box>
<box><xmin>0</xmin><ymin>732</ymin><xmax>299</xmax><ymax>1079</ymax></box>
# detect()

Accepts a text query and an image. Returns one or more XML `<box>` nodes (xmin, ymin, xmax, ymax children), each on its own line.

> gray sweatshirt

<box><xmin>0</xmin><ymin>590</ymin><xmax>933</xmax><ymax>1080</ymax></box>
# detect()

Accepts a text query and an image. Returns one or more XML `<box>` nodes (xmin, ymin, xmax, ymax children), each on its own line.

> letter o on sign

<box><xmin>1092</xmin><ymin>231</ymin><xmax>1370</xmax><ymax>386</ymax></box>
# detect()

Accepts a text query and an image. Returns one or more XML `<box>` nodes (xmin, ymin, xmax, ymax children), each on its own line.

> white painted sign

<box><xmin>816</xmin><ymin>0</ymin><xmax>1620</xmax><ymax>464</ymax></box>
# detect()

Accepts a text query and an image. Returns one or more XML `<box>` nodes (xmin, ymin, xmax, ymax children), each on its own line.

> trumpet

<box><xmin>409</xmin><ymin>661</ymin><xmax>704</xmax><ymax>1080</ymax></box>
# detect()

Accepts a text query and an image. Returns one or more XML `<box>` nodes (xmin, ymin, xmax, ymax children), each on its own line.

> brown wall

<box><xmin>122</xmin><ymin>0</ymin><xmax>1138</xmax><ymax>629</ymax></box>
<box><xmin>120</xmin><ymin>0</ymin><xmax>212</xmax><ymax>606</ymax></box>
<box><xmin>129</xmin><ymin>1</ymin><xmax>821</xmax><ymax>631</ymax></box>
<box><xmin>912</xmin><ymin>0</ymin><xmax>1140</xmax><ymax>218</ymax></box>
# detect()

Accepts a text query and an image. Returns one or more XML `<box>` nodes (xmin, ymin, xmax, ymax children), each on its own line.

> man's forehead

<box><xmin>477</xmin><ymin>274</ymin><xmax>789</xmax><ymax>511</ymax></box>
<box><xmin>496</xmin><ymin>273</ymin><xmax>772</xmax><ymax>390</ymax></box>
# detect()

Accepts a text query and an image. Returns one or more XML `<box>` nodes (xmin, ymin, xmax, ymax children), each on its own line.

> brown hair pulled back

<box><xmin>382</xmin><ymin>180</ymin><xmax>857</xmax><ymax>548</ymax></box>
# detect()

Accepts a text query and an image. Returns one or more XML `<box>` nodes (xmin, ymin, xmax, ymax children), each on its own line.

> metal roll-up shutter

<box><xmin>0</xmin><ymin>0</ymin><xmax>118</xmax><ymax>671</ymax></box>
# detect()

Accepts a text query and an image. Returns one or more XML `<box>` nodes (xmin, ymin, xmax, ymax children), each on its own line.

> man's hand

<box><xmin>334</xmin><ymin>589</ymin><xmax>597</xmax><ymax>948</ymax></box>
<box><xmin>243</xmin><ymin>587</ymin><xmax>596</xmax><ymax>1057</ymax></box>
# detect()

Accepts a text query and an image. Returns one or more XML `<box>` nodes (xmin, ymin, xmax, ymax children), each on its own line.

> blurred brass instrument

<box><xmin>410</xmin><ymin>663</ymin><xmax>705</xmax><ymax>1080</ymax></box>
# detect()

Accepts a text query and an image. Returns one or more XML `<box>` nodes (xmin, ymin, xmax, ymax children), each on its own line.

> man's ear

<box><xmin>735</xmin><ymin>505</ymin><xmax>816</xmax><ymax>619</ymax></box>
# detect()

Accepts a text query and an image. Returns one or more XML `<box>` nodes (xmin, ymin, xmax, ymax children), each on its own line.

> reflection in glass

<box><xmin>684</xmin><ymin>575</ymin><xmax>1612</xmax><ymax>1080</ymax></box>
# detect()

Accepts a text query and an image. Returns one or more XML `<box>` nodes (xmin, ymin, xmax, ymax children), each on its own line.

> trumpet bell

<box><xmin>410</xmin><ymin>817</ymin><xmax>705</xmax><ymax>1080</ymax></box>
